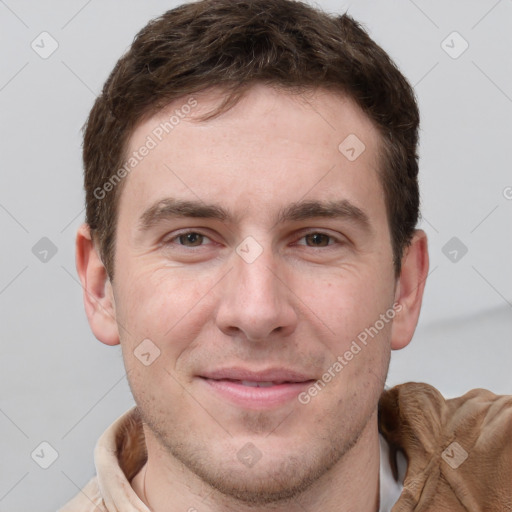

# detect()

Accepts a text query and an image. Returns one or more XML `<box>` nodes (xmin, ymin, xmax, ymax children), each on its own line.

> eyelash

<box><xmin>162</xmin><ymin>229</ymin><xmax>343</xmax><ymax>249</ymax></box>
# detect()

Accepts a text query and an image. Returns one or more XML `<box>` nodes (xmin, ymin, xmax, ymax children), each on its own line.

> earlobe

<box><xmin>391</xmin><ymin>230</ymin><xmax>429</xmax><ymax>350</ymax></box>
<box><xmin>75</xmin><ymin>223</ymin><xmax>120</xmax><ymax>346</ymax></box>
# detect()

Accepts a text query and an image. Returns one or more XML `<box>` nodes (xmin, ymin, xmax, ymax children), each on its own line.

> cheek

<box><xmin>114</xmin><ymin>264</ymin><xmax>218</xmax><ymax>364</ymax></box>
<box><xmin>293</xmin><ymin>263</ymin><xmax>395</xmax><ymax>343</ymax></box>
<box><xmin>115</xmin><ymin>269</ymin><xmax>214</xmax><ymax>413</ymax></box>
<box><xmin>292</xmin><ymin>263</ymin><xmax>395</xmax><ymax>400</ymax></box>
<box><xmin>304</xmin><ymin>318</ymin><xmax>392</xmax><ymax>420</ymax></box>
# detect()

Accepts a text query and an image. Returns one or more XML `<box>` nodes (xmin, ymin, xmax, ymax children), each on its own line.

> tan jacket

<box><xmin>59</xmin><ymin>382</ymin><xmax>512</xmax><ymax>511</ymax></box>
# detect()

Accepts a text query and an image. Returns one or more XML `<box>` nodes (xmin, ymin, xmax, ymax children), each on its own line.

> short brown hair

<box><xmin>83</xmin><ymin>0</ymin><xmax>420</xmax><ymax>279</ymax></box>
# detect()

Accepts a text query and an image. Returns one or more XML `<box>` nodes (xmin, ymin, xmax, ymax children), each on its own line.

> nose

<box><xmin>214</xmin><ymin>248</ymin><xmax>299</xmax><ymax>342</ymax></box>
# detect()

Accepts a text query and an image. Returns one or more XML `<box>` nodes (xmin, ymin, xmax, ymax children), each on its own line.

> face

<box><xmin>110</xmin><ymin>85</ymin><xmax>399</xmax><ymax>501</ymax></box>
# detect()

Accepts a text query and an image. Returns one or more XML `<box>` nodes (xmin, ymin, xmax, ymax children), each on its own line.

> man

<box><xmin>62</xmin><ymin>0</ymin><xmax>512</xmax><ymax>510</ymax></box>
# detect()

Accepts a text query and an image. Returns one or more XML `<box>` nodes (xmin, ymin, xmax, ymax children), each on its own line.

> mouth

<box><xmin>229</xmin><ymin>379</ymin><xmax>297</xmax><ymax>387</ymax></box>
<box><xmin>198</xmin><ymin>368</ymin><xmax>316</xmax><ymax>409</ymax></box>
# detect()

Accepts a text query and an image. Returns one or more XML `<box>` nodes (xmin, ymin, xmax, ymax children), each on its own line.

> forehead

<box><xmin>119</xmin><ymin>84</ymin><xmax>385</xmax><ymax>225</ymax></box>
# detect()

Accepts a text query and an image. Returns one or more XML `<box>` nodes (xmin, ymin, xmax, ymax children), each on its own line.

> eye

<box><xmin>298</xmin><ymin>232</ymin><xmax>337</xmax><ymax>247</ymax></box>
<box><xmin>169</xmin><ymin>231</ymin><xmax>212</xmax><ymax>247</ymax></box>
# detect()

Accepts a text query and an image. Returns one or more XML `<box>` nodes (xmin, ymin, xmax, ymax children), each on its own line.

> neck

<box><xmin>132</xmin><ymin>412</ymin><xmax>381</xmax><ymax>512</ymax></box>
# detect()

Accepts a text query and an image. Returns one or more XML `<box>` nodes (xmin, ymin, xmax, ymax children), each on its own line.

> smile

<box><xmin>199</xmin><ymin>373</ymin><xmax>316</xmax><ymax>409</ymax></box>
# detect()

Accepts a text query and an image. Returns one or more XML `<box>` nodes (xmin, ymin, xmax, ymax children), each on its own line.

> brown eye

<box><xmin>178</xmin><ymin>232</ymin><xmax>205</xmax><ymax>246</ymax></box>
<box><xmin>304</xmin><ymin>233</ymin><xmax>331</xmax><ymax>247</ymax></box>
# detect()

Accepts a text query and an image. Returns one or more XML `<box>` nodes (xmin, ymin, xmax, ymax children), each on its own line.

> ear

<box><xmin>391</xmin><ymin>229</ymin><xmax>429</xmax><ymax>350</ymax></box>
<box><xmin>75</xmin><ymin>223</ymin><xmax>120</xmax><ymax>346</ymax></box>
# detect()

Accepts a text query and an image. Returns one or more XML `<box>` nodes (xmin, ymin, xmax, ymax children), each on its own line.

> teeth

<box><xmin>240</xmin><ymin>380</ymin><xmax>275</xmax><ymax>387</ymax></box>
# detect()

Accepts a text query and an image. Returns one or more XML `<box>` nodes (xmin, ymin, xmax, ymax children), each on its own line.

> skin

<box><xmin>76</xmin><ymin>84</ymin><xmax>429</xmax><ymax>512</ymax></box>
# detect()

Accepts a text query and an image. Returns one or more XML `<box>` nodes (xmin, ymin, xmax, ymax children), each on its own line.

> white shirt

<box><xmin>379</xmin><ymin>433</ymin><xmax>406</xmax><ymax>511</ymax></box>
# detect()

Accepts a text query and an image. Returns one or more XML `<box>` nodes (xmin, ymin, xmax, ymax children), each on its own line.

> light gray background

<box><xmin>0</xmin><ymin>0</ymin><xmax>511</xmax><ymax>510</ymax></box>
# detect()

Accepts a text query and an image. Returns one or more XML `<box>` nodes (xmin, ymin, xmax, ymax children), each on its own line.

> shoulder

<box><xmin>57</xmin><ymin>476</ymin><xmax>107</xmax><ymax>512</ymax></box>
<box><xmin>379</xmin><ymin>382</ymin><xmax>512</xmax><ymax>440</ymax></box>
<box><xmin>379</xmin><ymin>382</ymin><xmax>512</xmax><ymax>510</ymax></box>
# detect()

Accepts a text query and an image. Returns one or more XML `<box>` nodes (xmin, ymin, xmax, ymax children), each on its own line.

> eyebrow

<box><xmin>277</xmin><ymin>199</ymin><xmax>370</xmax><ymax>226</ymax></box>
<box><xmin>137</xmin><ymin>197</ymin><xmax>372</xmax><ymax>233</ymax></box>
<box><xmin>138</xmin><ymin>198</ymin><xmax>229</xmax><ymax>231</ymax></box>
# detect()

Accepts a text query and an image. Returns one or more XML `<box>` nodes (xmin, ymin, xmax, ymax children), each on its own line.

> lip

<box><xmin>198</xmin><ymin>367</ymin><xmax>316</xmax><ymax>410</ymax></box>
<box><xmin>200</xmin><ymin>367</ymin><xmax>314</xmax><ymax>382</ymax></box>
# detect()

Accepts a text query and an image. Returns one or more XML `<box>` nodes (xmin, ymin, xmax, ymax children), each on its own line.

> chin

<box><xmin>160</xmin><ymin>431</ymin><xmax>354</xmax><ymax>506</ymax></box>
<box><xmin>184</xmin><ymin>452</ymin><xmax>332</xmax><ymax>505</ymax></box>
